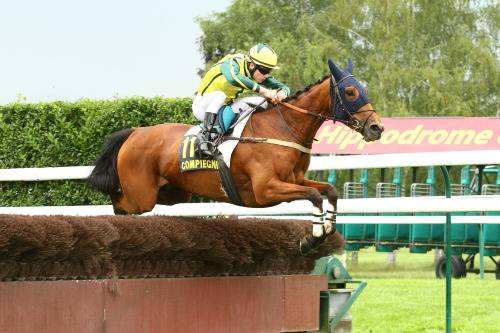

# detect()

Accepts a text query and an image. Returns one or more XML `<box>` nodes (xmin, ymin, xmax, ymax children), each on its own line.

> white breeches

<box><xmin>192</xmin><ymin>92</ymin><xmax>267</xmax><ymax>122</ymax></box>
<box><xmin>192</xmin><ymin>91</ymin><xmax>227</xmax><ymax>121</ymax></box>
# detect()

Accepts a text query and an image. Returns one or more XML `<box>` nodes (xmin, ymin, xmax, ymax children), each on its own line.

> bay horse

<box><xmin>88</xmin><ymin>59</ymin><xmax>384</xmax><ymax>253</ymax></box>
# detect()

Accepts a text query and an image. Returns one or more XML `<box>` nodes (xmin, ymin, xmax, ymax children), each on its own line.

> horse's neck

<box><xmin>278</xmin><ymin>79</ymin><xmax>331</xmax><ymax>145</ymax></box>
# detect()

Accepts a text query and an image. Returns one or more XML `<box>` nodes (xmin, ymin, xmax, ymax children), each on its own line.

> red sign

<box><xmin>312</xmin><ymin>117</ymin><xmax>500</xmax><ymax>154</ymax></box>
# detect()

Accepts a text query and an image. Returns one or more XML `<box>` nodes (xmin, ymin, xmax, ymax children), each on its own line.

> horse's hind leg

<box><xmin>111</xmin><ymin>171</ymin><xmax>159</xmax><ymax>215</ymax></box>
<box><xmin>111</xmin><ymin>188</ymin><xmax>158</xmax><ymax>215</ymax></box>
<box><xmin>157</xmin><ymin>184</ymin><xmax>192</xmax><ymax>205</ymax></box>
<box><xmin>110</xmin><ymin>193</ymin><xmax>128</xmax><ymax>215</ymax></box>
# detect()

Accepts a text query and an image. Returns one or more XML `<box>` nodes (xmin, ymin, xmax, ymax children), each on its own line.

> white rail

<box><xmin>0</xmin><ymin>166</ymin><xmax>92</xmax><ymax>181</ymax></box>
<box><xmin>308</xmin><ymin>150</ymin><xmax>500</xmax><ymax>170</ymax></box>
<box><xmin>1</xmin><ymin>150</ymin><xmax>499</xmax><ymax>181</ymax></box>
<box><xmin>0</xmin><ymin>197</ymin><xmax>498</xmax><ymax>223</ymax></box>
<box><xmin>338</xmin><ymin>195</ymin><xmax>500</xmax><ymax>213</ymax></box>
<box><xmin>0</xmin><ymin>150</ymin><xmax>498</xmax><ymax>222</ymax></box>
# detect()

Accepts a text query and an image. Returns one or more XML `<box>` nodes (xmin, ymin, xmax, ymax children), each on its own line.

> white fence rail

<box><xmin>1</xmin><ymin>150</ymin><xmax>499</xmax><ymax>181</ymax></box>
<box><xmin>0</xmin><ymin>196</ymin><xmax>498</xmax><ymax>224</ymax></box>
<box><xmin>0</xmin><ymin>166</ymin><xmax>92</xmax><ymax>181</ymax></box>
<box><xmin>0</xmin><ymin>150</ymin><xmax>498</xmax><ymax>223</ymax></box>
<box><xmin>308</xmin><ymin>149</ymin><xmax>500</xmax><ymax>170</ymax></box>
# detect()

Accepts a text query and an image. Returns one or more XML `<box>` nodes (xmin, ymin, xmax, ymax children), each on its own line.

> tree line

<box><xmin>196</xmin><ymin>0</ymin><xmax>499</xmax><ymax>117</ymax></box>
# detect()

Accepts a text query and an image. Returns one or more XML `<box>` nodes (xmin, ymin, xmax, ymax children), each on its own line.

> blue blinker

<box><xmin>328</xmin><ymin>59</ymin><xmax>371</xmax><ymax>121</ymax></box>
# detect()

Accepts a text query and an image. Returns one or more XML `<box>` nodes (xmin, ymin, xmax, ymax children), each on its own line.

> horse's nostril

<box><xmin>370</xmin><ymin>124</ymin><xmax>382</xmax><ymax>133</ymax></box>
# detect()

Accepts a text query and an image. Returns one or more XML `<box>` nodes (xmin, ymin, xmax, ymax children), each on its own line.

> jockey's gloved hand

<box><xmin>260</xmin><ymin>87</ymin><xmax>278</xmax><ymax>101</ymax></box>
<box><xmin>270</xmin><ymin>89</ymin><xmax>287</xmax><ymax>105</ymax></box>
<box><xmin>274</xmin><ymin>90</ymin><xmax>288</xmax><ymax>103</ymax></box>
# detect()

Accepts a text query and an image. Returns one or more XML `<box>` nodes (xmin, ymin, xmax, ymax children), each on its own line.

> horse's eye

<box><xmin>346</xmin><ymin>90</ymin><xmax>355</xmax><ymax>96</ymax></box>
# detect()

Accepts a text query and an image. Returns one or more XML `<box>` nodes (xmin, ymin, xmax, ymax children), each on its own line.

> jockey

<box><xmin>192</xmin><ymin>43</ymin><xmax>291</xmax><ymax>156</ymax></box>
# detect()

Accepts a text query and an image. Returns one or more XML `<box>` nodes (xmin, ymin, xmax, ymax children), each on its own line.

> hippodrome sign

<box><xmin>312</xmin><ymin>117</ymin><xmax>500</xmax><ymax>154</ymax></box>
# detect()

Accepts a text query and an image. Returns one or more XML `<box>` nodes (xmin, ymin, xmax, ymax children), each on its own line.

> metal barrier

<box><xmin>342</xmin><ymin>180</ymin><xmax>374</xmax><ymax>251</ymax></box>
<box><xmin>376</xmin><ymin>180</ymin><xmax>409</xmax><ymax>252</ymax></box>
<box><xmin>450</xmin><ymin>184</ymin><xmax>467</xmax><ymax>195</ymax></box>
<box><xmin>343</xmin><ymin>182</ymin><xmax>365</xmax><ymax>199</ymax></box>
<box><xmin>411</xmin><ymin>183</ymin><xmax>432</xmax><ymax>196</ymax></box>
<box><xmin>480</xmin><ymin>184</ymin><xmax>500</xmax><ymax>281</ymax></box>
<box><xmin>410</xmin><ymin>182</ymin><xmax>444</xmax><ymax>253</ymax></box>
<box><xmin>482</xmin><ymin>184</ymin><xmax>500</xmax><ymax>195</ymax></box>
<box><xmin>375</xmin><ymin>183</ymin><xmax>399</xmax><ymax>198</ymax></box>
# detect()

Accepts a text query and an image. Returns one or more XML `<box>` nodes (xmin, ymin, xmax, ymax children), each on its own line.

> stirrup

<box><xmin>198</xmin><ymin>139</ymin><xmax>216</xmax><ymax>156</ymax></box>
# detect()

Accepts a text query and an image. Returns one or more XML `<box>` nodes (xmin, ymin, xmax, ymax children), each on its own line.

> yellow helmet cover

<box><xmin>248</xmin><ymin>43</ymin><xmax>279</xmax><ymax>69</ymax></box>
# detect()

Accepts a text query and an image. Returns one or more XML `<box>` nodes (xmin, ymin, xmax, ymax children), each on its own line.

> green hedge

<box><xmin>0</xmin><ymin>97</ymin><xmax>195</xmax><ymax>206</ymax></box>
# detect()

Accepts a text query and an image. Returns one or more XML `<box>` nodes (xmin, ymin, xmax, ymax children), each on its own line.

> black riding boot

<box><xmin>198</xmin><ymin>112</ymin><xmax>221</xmax><ymax>156</ymax></box>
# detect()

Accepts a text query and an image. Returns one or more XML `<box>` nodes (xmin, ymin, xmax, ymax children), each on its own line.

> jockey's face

<box><xmin>249</xmin><ymin>62</ymin><xmax>270</xmax><ymax>83</ymax></box>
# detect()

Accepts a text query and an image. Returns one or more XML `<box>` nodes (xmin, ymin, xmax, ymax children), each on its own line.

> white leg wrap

<box><xmin>325</xmin><ymin>201</ymin><xmax>336</xmax><ymax>222</ymax></box>
<box><xmin>323</xmin><ymin>220</ymin><xmax>333</xmax><ymax>234</ymax></box>
<box><xmin>312</xmin><ymin>220</ymin><xmax>332</xmax><ymax>238</ymax></box>
<box><xmin>311</xmin><ymin>206</ymin><xmax>323</xmax><ymax>223</ymax></box>
<box><xmin>311</xmin><ymin>202</ymin><xmax>328</xmax><ymax>237</ymax></box>
<box><xmin>312</xmin><ymin>223</ymin><xmax>324</xmax><ymax>237</ymax></box>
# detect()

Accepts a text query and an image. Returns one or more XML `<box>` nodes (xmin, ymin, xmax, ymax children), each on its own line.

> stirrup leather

<box><xmin>198</xmin><ymin>112</ymin><xmax>221</xmax><ymax>156</ymax></box>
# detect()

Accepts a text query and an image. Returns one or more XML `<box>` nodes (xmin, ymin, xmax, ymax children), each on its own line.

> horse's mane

<box><xmin>258</xmin><ymin>74</ymin><xmax>330</xmax><ymax>112</ymax></box>
<box><xmin>284</xmin><ymin>74</ymin><xmax>330</xmax><ymax>102</ymax></box>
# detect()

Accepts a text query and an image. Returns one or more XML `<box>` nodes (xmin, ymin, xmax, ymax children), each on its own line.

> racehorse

<box><xmin>88</xmin><ymin>59</ymin><xmax>384</xmax><ymax>253</ymax></box>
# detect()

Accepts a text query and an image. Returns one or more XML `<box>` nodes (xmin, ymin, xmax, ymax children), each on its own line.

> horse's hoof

<box><xmin>299</xmin><ymin>236</ymin><xmax>316</xmax><ymax>254</ymax></box>
<box><xmin>299</xmin><ymin>235</ymin><xmax>319</xmax><ymax>254</ymax></box>
<box><xmin>300</xmin><ymin>229</ymin><xmax>330</xmax><ymax>254</ymax></box>
<box><xmin>113</xmin><ymin>205</ymin><xmax>128</xmax><ymax>215</ymax></box>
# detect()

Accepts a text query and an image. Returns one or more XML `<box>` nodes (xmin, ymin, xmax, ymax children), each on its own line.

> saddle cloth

<box><xmin>179</xmin><ymin>114</ymin><xmax>251</xmax><ymax>172</ymax></box>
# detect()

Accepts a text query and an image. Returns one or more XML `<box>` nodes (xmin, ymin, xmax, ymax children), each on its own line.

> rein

<box><xmin>279</xmin><ymin>101</ymin><xmax>334</xmax><ymax>122</ymax></box>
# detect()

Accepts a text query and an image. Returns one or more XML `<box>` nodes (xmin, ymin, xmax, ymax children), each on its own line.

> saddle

<box><xmin>180</xmin><ymin>99</ymin><xmax>266</xmax><ymax>173</ymax></box>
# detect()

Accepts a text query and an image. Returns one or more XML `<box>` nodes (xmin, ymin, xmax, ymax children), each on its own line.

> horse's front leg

<box><xmin>300</xmin><ymin>179</ymin><xmax>338</xmax><ymax>226</ymax></box>
<box><xmin>252</xmin><ymin>177</ymin><xmax>324</xmax><ymax>214</ymax></box>
<box><xmin>252</xmin><ymin>177</ymin><xmax>331</xmax><ymax>253</ymax></box>
<box><xmin>300</xmin><ymin>179</ymin><xmax>338</xmax><ymax>209</ymax></box>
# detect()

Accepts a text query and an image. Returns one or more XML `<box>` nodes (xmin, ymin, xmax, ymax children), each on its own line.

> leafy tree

<box><xmin>196</xmin><ymin>0</ymin><xmax>499</xmax><ymax>117</ymax></box>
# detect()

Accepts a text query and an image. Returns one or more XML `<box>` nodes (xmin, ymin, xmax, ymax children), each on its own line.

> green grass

<box><xmin>341</xmin><ymin>248</ymin><xmax>499</xmax><ymax>333</ymax></box>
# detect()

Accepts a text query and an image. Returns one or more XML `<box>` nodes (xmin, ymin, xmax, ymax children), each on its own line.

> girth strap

<box><xmin>224</xmin><ymin>136</ymin><xmax>312</xmax><ymax>154</ymax></box>
<box><xmin>214</xmin><ymin>152</ymin><xmax>244</xmax><ymax>206</ymax></box>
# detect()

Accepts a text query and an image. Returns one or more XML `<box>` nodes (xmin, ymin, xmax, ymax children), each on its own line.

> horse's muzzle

<box><xmin>364</xmin><ymin>123</ymin><xmax>384</xmax><ymax>141</ymax></box>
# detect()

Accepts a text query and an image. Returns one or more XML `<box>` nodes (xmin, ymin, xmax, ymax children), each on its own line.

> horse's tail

<box><xmin>87</xmin><ymin>128</ymin><xmax>134</xmax><ymax>194</ymax></box>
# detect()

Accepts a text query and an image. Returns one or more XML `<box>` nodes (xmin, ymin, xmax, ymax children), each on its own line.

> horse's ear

<box><xmin>347</xmin><ymin>59</ymin><xmax>354</xmax><ymax>74</ymax></box>
<box><xmin>328</xmin><ymin>58</ymin><xmax>343</xmax><ymax>81</ymax></box>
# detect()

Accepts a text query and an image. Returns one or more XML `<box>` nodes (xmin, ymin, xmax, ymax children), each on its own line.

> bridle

<box><xmin>233</xmin><ymin>74</ymin><xmax>377</xmax><ymax>155</ymax></box>
<box><xmin>279</xmin><ymin>75</ymin><xmax>376</xmax><ymax>133</ymax></box>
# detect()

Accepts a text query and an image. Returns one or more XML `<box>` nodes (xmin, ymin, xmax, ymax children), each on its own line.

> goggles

<box><xmin>255</xmin><ymin>64</ymin><xmax>272</xmax><ymax>75</ymax></box>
